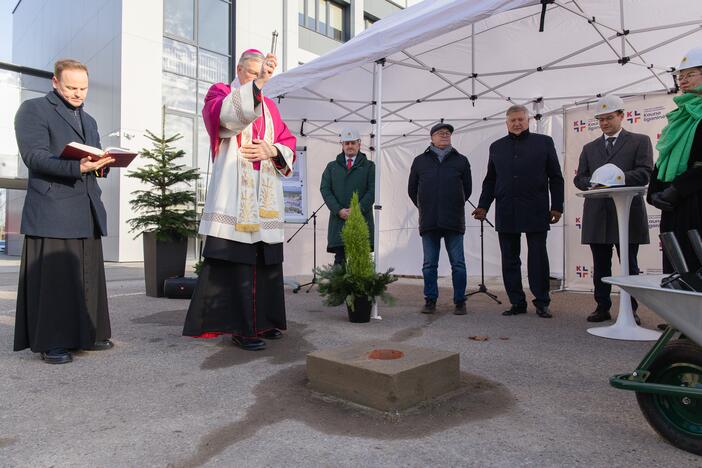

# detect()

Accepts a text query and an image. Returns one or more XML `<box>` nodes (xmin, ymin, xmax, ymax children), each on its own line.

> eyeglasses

<box><xmin>678</xmin><ymin>72</ymin><xmax>702</xmax><ymax>82</ymax></box>
<box><xmin>433</xmin><ymin>131</ymin><xmax>452</xmax><ymax>137</ymax></box>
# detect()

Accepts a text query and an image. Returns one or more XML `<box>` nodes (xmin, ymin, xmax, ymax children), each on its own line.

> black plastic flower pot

<box><xmin>346</xmin><ymin>295</ymin><xmax>373</xmax><ymax>323</ymax></box>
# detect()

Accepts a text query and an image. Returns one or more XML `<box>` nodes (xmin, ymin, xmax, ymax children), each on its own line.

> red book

<box><xmin>60</xmin><ymin>142</ymin><xmax>138</xmax><ymax>168</ymax></box>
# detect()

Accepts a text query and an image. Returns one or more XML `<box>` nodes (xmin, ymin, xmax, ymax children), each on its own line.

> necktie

<box><xmin>606</xmin><ymin>136</ymin><xmax>615</xmax><ymax>156</ymax></box>
<box><xmin>347</xmin><ymin>158</ymin><xmax>353</xmax><ymax>170</ymax></box>
<box><xmin>72</xmin><ymin>109</ymin><xmax>84</xmax><ymax>135</ymax></box>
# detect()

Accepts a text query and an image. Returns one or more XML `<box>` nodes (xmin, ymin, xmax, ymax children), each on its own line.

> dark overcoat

<box><xmin>478</xmin><ymin>130</ymin><xmax>564</xmax><ymax>233</ymax></box>
<box><xmin>573</xmin><ymin>129</ymin><xmax>653</xmax><ymax>244</ymax></box>
<box><xmin>14</xmin><ymin>91</ymin><xmax>108</xmax><ymax>238</ymax></box>
<box><xmin>320</xmin><ymin>152</ymin><xmax>375</xmax><ymax>250</ymax></box>
<box><xmin>407</xmin><ymin>147</ymin><xmax>472</xmax><ymax>235</ymax></box>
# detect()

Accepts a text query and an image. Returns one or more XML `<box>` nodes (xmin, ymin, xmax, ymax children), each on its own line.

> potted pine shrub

<box><xmin>127</xmin><ymin>125</ymin><xmax>200</xmax><ymax>297</ymax></box>
<box><xmin>316</xmin><ymin>193</ymin><xmax>396</xmax><ymax>322</ymax></box>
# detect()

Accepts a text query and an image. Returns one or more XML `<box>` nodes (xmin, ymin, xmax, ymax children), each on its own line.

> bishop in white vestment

<box><xmin>183</xmin><ymin>50</ymin><xmax>296</xmax><ymax>351</ymax></box>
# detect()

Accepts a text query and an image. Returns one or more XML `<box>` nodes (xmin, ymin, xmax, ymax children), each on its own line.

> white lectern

<box><xmin>576</xmin><ymin>186</ymin><xmax>661</xmax><ymax>341</ymax></box>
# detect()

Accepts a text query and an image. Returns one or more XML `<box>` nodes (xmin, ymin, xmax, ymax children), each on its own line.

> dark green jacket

<box><xmin>320</xmin><ymin>152</ymin><xmax>375</xmax><ymax>251</ymax></box>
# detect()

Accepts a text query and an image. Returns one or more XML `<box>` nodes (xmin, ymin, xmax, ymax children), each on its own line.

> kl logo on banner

<box><xmin>573</xmin><ymin>120</ymin><xmax>587</xmax><ymax>132</ymax></box>
<box><xmin>626</xmin><ymin>110</ymin><xmax>641</xmax><ymax>124</ymax></box>
<box><xmin>576</xmin><ymin>265</ymin><xmax>590</xmax><ymax>278</ymax></box>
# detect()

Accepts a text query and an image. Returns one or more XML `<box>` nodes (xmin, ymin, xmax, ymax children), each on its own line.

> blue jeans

<box><xmin>421</xmin><ymin>230</ymin><xmax>467</xmax><ymax>304</ymax></box>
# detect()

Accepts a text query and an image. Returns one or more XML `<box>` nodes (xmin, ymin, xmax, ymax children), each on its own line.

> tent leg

<box><xmin>371</xmin><ymin>60</ymin><xmax>384</xmax><ymax>321</ymax></box>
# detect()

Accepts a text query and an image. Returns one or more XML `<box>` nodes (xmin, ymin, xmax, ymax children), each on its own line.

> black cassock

<box><xmin>14</xmin><ymin>231</ymin><xmax>111</xmax><ymax>353</ymax></box>
<box><xmin>182</xmin><ymin>236</ymin><xmax>286</xmax><ymax>338</ymax></box>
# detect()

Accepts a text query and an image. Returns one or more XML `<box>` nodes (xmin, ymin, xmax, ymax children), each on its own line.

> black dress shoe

<box><xmin>454</xmin><ymin>302</ymin><xmax>467</xmax><ymax>315</ymax></box>
<box><xmin>231</xmin><ymin>336</ymin><xmax>266</xmax><ymax>351</ymax></box>
<box><xmin>40</xmin><ymin>349</ymin><xmax>72</xmax><ymax>365</ymax></box>
<box><xmin>535</xmin><ymin>306</ymin><xmax>552</xmax><ymax>318</ymax></box>
<box><xmin>502</xmin><ymin>305</ymin><xmax>527</xmax><ymax>316</ymax></box>
<box><xmin>86</xmin><ymin>340</ymin><xmax>114</xmax><ymax>351</ymax></box>
<box><xmin>421</xmin><ymin>299</ymin><xmax>436</xmax><ymax>314</ymax></box>
<box><xmin>259</xmin><ymin>329</ymin><xmax>283</xmax><ymax>340</ymax></box>
<box><xmin>587</xmin><ymin>309</ymin><xmax>611</xmax><ymax>322</ymax></box>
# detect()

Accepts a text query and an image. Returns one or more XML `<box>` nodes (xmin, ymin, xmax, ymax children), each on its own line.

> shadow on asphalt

<box><xmin>174</xmin><ymin>365</ymin><xmax>515</xmax><ymax>468</ymax></box>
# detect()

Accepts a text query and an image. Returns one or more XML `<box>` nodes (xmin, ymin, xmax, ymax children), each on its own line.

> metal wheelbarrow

<box><xmin>603</xmin><ymin>274</ymin><xmax>702</xmax><ymax>455</ymax></box>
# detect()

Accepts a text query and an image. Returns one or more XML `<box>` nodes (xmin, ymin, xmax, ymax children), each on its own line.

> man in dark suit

<box><xmin>13</xmin><ymin>59</ymin><xmax>115</xmax><ymax>364</ymax></box>
<box><xmin>573</xmin><ymin>95</ymin><xmax>653</xmax><ymax>323</ymax></box>
<box><xmin>473</xmin><ymin>105</ymin><xmax>564</xmax><ymax>318</ymax></box>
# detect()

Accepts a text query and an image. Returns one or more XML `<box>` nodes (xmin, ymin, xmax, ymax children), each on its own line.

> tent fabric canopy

<box><xmin>269</xmin><ymin>0</ymin><xmax>700</xmax><ymax>144</ymax></box>
<box><xmin>269</xmin><ymin>0</ymin><xmax>702</xmax><ymax>290</ymax></box>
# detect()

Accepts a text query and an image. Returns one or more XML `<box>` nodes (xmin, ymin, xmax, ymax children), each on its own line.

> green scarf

<box><xmin>655</xmin><ymin>84</ymin><xmax>702</xmax><ymax>182</ymax></box>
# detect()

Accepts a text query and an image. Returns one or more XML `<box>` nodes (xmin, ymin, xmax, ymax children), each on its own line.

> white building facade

<box><xmin>8</xmin><ymin>0</ymin><xmax>413</xmax><ymax>262</ymax></box>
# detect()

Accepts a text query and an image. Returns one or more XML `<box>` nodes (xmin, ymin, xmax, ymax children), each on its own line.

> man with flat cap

<box><xmin>320</xmin><ymin>127</ymin><xmax>375</xmax><ymax>265</ymax></box>
<box><xmin>408</xmin><ymin>123</ymin><xmax>472</xmax><ymax>315</ymax></box>
<box><xmin>574</xmin><ymin>95</ymin><xmax>653</xmax><ymax>324</ymax></box>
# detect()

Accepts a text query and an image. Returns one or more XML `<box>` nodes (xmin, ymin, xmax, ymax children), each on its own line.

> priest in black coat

<box><xmin>13</xmin><ymin>59</ymin><xmax>115</xmax><ymax>364</ymax></box>
<box><xmin>473</xmin><ymin>105</ymin><xmax>564</xmax><ymax>318</ymax></box>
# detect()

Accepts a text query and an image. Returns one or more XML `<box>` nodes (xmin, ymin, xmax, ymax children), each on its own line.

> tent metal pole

<box><xmin>294</xmin><ymin>118</ymin><xmax>341</xmax><ymax>137</ymax></box>
<box><xmin>371</xmin><ymin>60</ymin><xmax>384</xmax><ymax>321</ymax></box>
<box><xmin>534</xmin><ymin>100</ymin><xmax>544</xmax><ymax>134</ymax></box>
<box><xmin>471</xmin><ymin>23</ymin><xmax>476</xmax><ymax>96</ymax></box>
<box><xmin>279</xmin><ymin>95</ymin><xmax>371</xmax><ymax>104</ymax></box>
<box><xmin>628</xmin><ymin>20</ymin><xmax>702</xmax><ymax>35</ymax></box>
<box><xmin>569</xmin><ymin>1</ymin><xmax>621</xmax><ymax>58</ymax></box>
<box><xmin>402</xmin><ymin>50</ymin><xmax>473</xmax><ymax>99</ymax></box>
<box><xmin>560</xmin><ymin>104</ymin><xmax>567</xmax><ymax>292</ymax></box>
<box><xmin>385</xmin><ymin>16</ymin><xmax>696</xmax><ymax>74</ymax></box>
<box><xmin>619</xmin><ymin>0</ymin><xmax>625</xmax><ymax>57</ymax></box>
<box><xmin>384</xmin><ymin>59</ymin><xmax>475</xmax><ymax>77</ymax></box>
<box><xmin>574</xmin><ymin>71</ymin><xmax>670</xmax><ymax>105</ymax></box>
<box><xmin>380</xmin><ymin>75</ymin><xmax>474</xmax><ymax>120</ymax></box>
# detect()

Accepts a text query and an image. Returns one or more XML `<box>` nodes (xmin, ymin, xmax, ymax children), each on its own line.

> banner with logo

<box><xmin>564</xmin><ymin>94</ymin><xmax>674</xmax><ymax>290</ymax></box>
<box><xmin>283</xmin><ymin>148</ymin><xmax>307</xmax><ymax>223</ymax></box>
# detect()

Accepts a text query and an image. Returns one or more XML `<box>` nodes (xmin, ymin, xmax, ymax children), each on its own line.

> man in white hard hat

<box><xmin>574</xmin><ymin>95</ymin><xmax>654</xmax><ymax>324</ymax></box>
<box><xmin>320</xmin><ymin>128</ymin><xmax>375</xmax><ymax>265</ymax></box>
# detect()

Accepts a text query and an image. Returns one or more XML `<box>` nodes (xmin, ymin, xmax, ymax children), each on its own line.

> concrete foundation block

<box><xmin>307</xmin><ymin>341</ymin><xmax>460</xmax><ymax>412</ymax></box>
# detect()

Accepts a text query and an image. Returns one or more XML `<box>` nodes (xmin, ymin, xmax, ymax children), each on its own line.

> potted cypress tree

<box><xmin>127</xmin><ymin>123</ymin><xmax>200</xmax><ymax>297</ymax></box>
<box><xmin>316</xmin><ymin>193</ymin><xmax>396</xmax><ymax>322</ymax></box>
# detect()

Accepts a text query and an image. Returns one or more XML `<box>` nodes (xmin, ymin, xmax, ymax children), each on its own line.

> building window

<box><xmin>298</xmin><ymin>0</ymin><xmax>348</xmax><ymax>42</ymax></box>
<box><xmin>162</xmin><ymin>0</ymin><xmax>232</xmax><ymax>172</ymax></box>
<box><xmin>164</xmin><ymin>0</ymin><xmax>195</xmax><ymax>41</ymax></box>
<box><xmin>364</xmin><ymin>15</ymin><xmax>378</xmax><ymax>30</ymax></box>
<box><xmin>198</xmin><ymin>0</ymin><xmax>230</xmax><ymax>55</ymax></box>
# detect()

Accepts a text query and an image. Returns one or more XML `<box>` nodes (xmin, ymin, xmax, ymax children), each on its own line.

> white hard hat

<box><xmin>340</xmin><ymin>128</ymin><xmax>360</xmax><ymax>142</ymax></box>
<box><xmin>590</xmin><ymin>163</ymin><xmax>625</xmax><ymax>188</ymax></box>
<box><xmin>593</xmin><ymin>95</ymin><xmax>625</xmax><ymax>117</ymax></box>
<box><xmin>676</xmin><ymin>47</ymin><xmax>702</xmax><ymax>73</ymax></box>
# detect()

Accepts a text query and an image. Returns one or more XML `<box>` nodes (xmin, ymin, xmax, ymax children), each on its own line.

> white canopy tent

<box><xmin>270</xmin><ymin>0</ymin><xmax>702</xmax><ymax>297</ymax></box>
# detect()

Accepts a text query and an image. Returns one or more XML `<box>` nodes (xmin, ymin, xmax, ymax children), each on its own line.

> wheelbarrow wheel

<box><xmin>636</xmin><ymin>339</ymin><xmax>702</xmax><ymax>455</ymax></box>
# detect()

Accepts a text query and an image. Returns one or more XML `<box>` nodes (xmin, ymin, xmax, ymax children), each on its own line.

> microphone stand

<box><xmin>288</xmin><ymin>202</ymin><xmax>325</xmax><ymax>293</ymax></box>
<box><xmin>466</xmin><ymin>200</ymin><xmax>502</xmax><ymax>304</ymax></box>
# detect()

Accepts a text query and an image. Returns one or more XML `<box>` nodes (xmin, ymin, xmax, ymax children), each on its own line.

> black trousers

<box><xmin>329</xmin><ymin>246</ymin><xmax>346</xmax><ymax>266</ymax></box>
<box><xmin>498</xmin><ymin>231</ymin><xmax>550</xmax><ymax>308</ymax></box>
<box><xmin>590</xmin><ymin>243</ymin><xmax>639</xmax><ymax>311</ymax></box>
